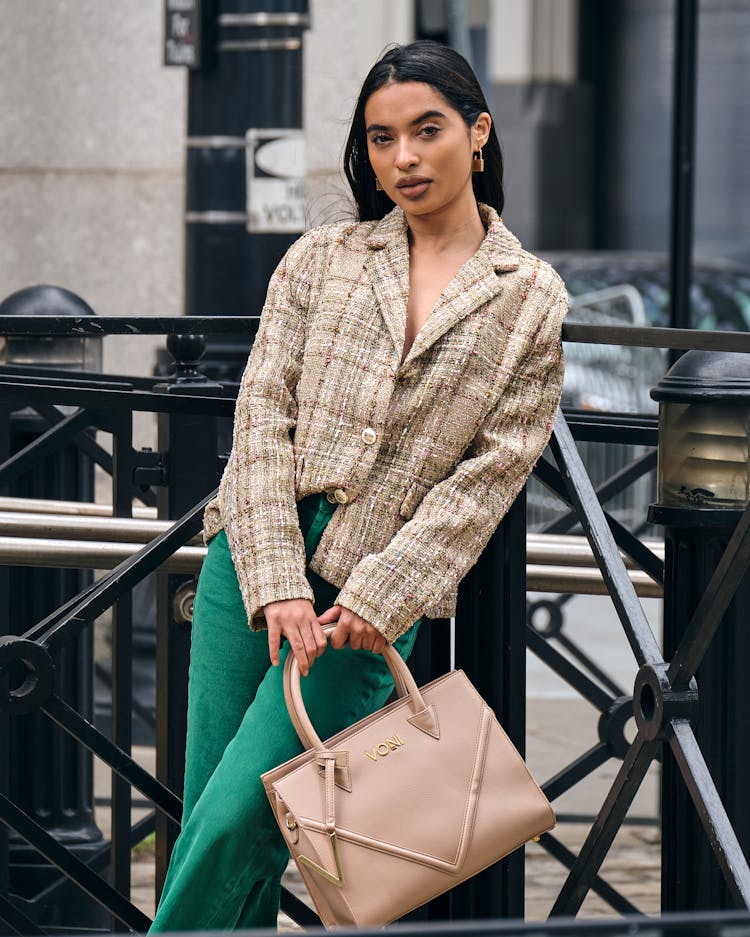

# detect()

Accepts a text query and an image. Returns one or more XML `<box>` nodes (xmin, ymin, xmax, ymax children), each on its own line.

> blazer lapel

<box><xmin>365</xmin><ymin>204</ymin><xmax>522</xmax><ymax>367</ymax></box>
<box><xmin>404</xmin><ymin>209</ymin><xmax>522</xmax><ymax>366</ymax></box>
<box><xmin>365</xmin><ymin>209</ymin><xmax>411</xmax><ymax>362</ymax></box>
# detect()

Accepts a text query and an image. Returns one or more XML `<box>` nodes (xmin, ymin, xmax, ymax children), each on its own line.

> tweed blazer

<box><xmin>203</xmin><ymin>203</ymin><xmax>568</xmax><ymax>642</ymax></box>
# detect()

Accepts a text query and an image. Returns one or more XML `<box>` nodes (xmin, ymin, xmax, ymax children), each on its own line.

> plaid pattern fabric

<box><xmin>204</xmin><ymin>204</ymin><xmax>568</xmax><ymax>642</ymax></box>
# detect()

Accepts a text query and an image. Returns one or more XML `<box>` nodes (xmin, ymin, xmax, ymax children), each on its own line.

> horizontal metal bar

<box><xmin>0</xmin><ymin>514</ymin><xmax>659</xmax><ymax>569</ymax></box>
<box><xmin>0</xmin><ymin>315</ymin><xmax>259</xmax><ymax>335</ymax></box>
<box><xmin>185</xmin><ymin>211</ymin><xmax>248</xmax><ymax>224</ymax></box>
<box><xmin>0</xmin><ymin>535</ymin><xmax>205</xmax><ymax>574</ymax></box>
<box><xmin>0</xmin><ymin>379</ymin><xmax>235</xmax><ymax>416</ymax></box>
<box><xmin>0</xmin><ymin>315</ymin><xmax>743</xmax><ymax>353</ymax></box>
<box><xmin>0</xmin><ymin>534</ymin><xmax>662</xmax><ymax>595</ymax></box>
<box><xmin>186</xmin><ymin>136</ymin><xmax>245</xmax><ymax>148</ymax></box>
<box><xmin>527</xmin><ymin>533</ymin><xmax>663</xmax><ymax>572</ymax></box>
<box><xmin>192</xmin><ymin>909</ymin><xmax>750</xmax><ymax>935</ymax></box>
<box><xmin>0</xmin><ymin>496</ymin><xmax>157</xmax><ymax>518</ymax></box>
<box><xmin>527</xmin><ymin>564</ymin><xmax>661</xmax><ymax>597</ymax></box>
<box><xmin>562</xmin><ymin>411</ymin><xmax>659</xmax><ymax>447</ymax></box>
<box><xmin>562</xmin><ymin>321</ymin><xmax>750</xmax><ymax>353</ymax></box>
<box><xmin>218</xmin><ymin>37</ymin><xmax>301</xmax><ymax>51</ymax></box>
<box><xmin>0</xmin><ymin>510</ymin><xmax>201</xmax><ymax>544</ymax></box>
<box><xmin>218</xmin><ymin>12</ymin><xmax>310</xmax><ymax>26</ymax></box>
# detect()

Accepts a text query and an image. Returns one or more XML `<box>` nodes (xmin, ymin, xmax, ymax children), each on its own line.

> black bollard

<box><xmin>649</xmin><ymin>350</ymin><xmax>750</xmax><ymax>911</ymax></box>
<box><xmin>0</xmin><ymin>285</ymin><xmax>106</xmax><ymax>928</ymax></box>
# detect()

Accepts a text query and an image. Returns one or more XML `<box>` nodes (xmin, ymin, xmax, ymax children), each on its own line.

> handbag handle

<box><xmin>283</xmin><ymin>624</ymin><xmax>436</xmax><ymax>753</ymax></box>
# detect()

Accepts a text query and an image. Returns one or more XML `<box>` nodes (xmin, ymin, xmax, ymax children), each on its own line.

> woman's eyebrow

<box><xmin>365</xmin><ymin>110</ymin><xmax>447</xmax><ymax>134</ymax></box>
<box><xmin>409</xmin><ymin>109</ymin><xmax>446</xmax><ymax>125</ymax></box>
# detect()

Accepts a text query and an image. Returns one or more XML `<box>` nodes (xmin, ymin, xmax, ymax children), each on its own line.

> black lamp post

<box><xmin>649</xmin><ymin>350</ymin><xmax>750</xmax><ymax>911</ymax></box>
<box><xmin>182</xmin><ymin>0</ymin><xmax>309</xmax><ymax>383</ymax></box>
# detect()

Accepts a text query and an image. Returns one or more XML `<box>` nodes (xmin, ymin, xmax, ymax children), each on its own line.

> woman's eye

<box><xmin>371</xmin><ymin>134</ymin><xmax>391</xmax><ymax>145</ymax></box>
<box><xmin>420</xmin><ymin>125</ymin><xmax>440</xmax><ymax>137</ymax></box>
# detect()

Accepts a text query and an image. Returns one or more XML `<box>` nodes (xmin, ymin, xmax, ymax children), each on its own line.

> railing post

<box><xmin>153</xmin><ymin>335</ymin><xmax>222</xmax><ymax>901</ymax></box>
<box><xmin>450</xmin><ymin>489</ymin><xmax>528</xmax><ymax>920</ymax></box>
<box><xmin>650</xmin><ymin>350</ymin><xmax>750</xmax><ymax>910</ymax></box>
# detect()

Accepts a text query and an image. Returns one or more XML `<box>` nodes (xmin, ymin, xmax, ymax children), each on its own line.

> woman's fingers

<box><xmin>329</xmin><ymin>621</ymin><xmax>349</xmax><ymax>650</ymax></box>
<box><xmin>265</xmin><ymin>600</ymin><xmax>386</xmax><ymax>665</ymax></box>
<box><xmin>263</xmin><ymin>598</ymin><xmax>328</xmax><ymax>675</ymax></box>
<box><xmin>317</xmin><ymin>605</ymin><xmax>341</xmax><ymax>625</ymax></box>
<box><xmin>329</xmin><ymin>607</ymin><xmax>387</xmax><ymax>654</ymax></box>
<box><xmin>267</xmin><ymin>621</ymin><xmax>282</xmax><ymax>667</ymax></box>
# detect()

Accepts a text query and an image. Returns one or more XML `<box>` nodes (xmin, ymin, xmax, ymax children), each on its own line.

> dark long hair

<box><xmin>344</xmin><ymin>41</ymin><xmax>504</xmax><ymax>222</ymax></box>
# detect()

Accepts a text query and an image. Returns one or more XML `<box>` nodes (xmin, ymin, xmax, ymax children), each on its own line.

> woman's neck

<box><xmin>405</xmin><ymin>196</ymin><xmax>486</xmax><ymax>257</ymax></box>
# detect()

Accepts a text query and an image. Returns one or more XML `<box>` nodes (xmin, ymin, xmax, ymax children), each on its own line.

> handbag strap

<box><xmin>283</xmin><ymin>624</ymin><xmax>434</xmax><ymax>753</ymax></box>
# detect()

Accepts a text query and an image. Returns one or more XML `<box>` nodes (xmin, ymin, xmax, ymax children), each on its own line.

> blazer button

<box><xmin>326</xmin><ymin>492</ymin><xmax>337</xmax><ymax>504</ymax></box>
<box><xmin>333</xmin><ymin>488</ymin><xmax>349</xmax><ymax>504</ymax></box>
<box><xmin>361</xmin><ymin>427</ymin><xmax>377</xmax><ymax>445</ymax></box>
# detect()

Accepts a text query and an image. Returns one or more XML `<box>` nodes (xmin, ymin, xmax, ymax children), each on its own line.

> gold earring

<box><xmin>375</xmin><ymin>177</ymin><xmax>383</xmax><ymax>191</ymax></box>
<box><xmin>472</xmin><ymin>149</ymin><xmax>484</xmax><ymax>173</ymax></box>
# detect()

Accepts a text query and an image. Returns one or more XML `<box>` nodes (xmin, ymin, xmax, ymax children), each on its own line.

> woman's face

<box><xmin>364</xmin><ymin>80</ymin><xmax>490</xmax><ymax>220</ymax></box>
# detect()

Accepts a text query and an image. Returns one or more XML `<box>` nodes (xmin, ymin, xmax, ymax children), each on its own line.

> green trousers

<box><xmin>150</xmin><ymin>493</ymin><xmax>421</xmax><ymax>932</ymax></box>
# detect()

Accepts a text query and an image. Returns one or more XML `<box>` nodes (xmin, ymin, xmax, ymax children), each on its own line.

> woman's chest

<box><xmin>298</xmin><ymin>268</ymin><xmax>523</xmax><ymax>427</ymax></box>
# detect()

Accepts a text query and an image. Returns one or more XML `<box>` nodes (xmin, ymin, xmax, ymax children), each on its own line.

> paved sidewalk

<box><xmin>96</xmin><ymin>695</ymin><xmax>661</xmax><ymax>928</ymax></box>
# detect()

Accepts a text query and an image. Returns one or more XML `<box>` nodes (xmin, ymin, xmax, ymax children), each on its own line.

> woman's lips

<box><xmin>395</xmin><ymin>177</ymin><xmax>431</xmax><ymax>199</ymax></box>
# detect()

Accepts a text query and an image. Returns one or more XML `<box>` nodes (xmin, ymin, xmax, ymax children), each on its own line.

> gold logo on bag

<box><xmin>364</xmin><ymin>734</ymin><xmax>405</xmax><ymax>761</ymax></box>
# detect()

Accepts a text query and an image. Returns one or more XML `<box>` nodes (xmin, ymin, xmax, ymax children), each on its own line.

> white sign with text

<box><xmin>246</xmin><ymin>130</ymin><xmax>306</xmax><ymax>234</ymax></box>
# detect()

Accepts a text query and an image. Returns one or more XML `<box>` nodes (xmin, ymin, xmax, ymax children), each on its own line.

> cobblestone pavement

<box><xmin>95</xmin><ymin>695</ymin><xmax>662</xmax><ymax>929</ymax></box>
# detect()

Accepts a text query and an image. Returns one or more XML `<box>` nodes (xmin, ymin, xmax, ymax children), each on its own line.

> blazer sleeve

<box><xmin>218</xmin><ymin>229</ymin><xmax>326</xmax><ymax>629</ymax></box>
<box><xmin>334</xmin><ymin>282</ymin><xmax>568</xmax><ymax>643</ymax></box>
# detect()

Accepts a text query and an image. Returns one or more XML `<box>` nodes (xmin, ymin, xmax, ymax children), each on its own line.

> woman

<box><xmin>150</xmin><ymin>40</ymin><xmax>567</xmax><ymax>932</ymax></box>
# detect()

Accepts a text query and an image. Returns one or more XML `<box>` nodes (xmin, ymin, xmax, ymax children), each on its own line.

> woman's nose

<box><xmin>394</xmin><ymin>138</ymin><xmax>418</xmax><ymax>170</ymax></box>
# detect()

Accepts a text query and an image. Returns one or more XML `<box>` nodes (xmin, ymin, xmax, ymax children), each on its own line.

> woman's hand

<box><xmin>318</xmin><ymin>604</ymin><xmax>388</xmax><ymax>655</ymax></box>
<box><xmin>263</xmin><ymin>598</ymin><xmax>328</xmax><ymax>676</ymax></box>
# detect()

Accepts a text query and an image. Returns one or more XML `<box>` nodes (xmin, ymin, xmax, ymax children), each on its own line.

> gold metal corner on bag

<box><xmin>298</xmin><ymin>830</ymin><xmax>345</xmax><ymax>887</ymax></box>
<box><xmin>532</xmin><ymin>835</ymin><xmax>541</xmax><ymax>843</ymax></box>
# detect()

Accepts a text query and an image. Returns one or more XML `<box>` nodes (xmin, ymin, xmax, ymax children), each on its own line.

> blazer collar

<box><xmin>364</xmin><ymin>203</ymin><xmax>522</xmax><ymax>367</ymax></box>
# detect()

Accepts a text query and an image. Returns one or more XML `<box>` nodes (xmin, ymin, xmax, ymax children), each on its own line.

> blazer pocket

<box><xmin>399</xmin><ymin>478</ymin><xmax>431</xmax><ymax>521</ymax></box>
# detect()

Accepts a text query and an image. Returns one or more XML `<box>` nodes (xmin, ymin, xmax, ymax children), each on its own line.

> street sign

<box><xmin>245</xmin><ymin>130</ymin><xmax>306</xmax><ymax>234</ymax></box>
<box><xmin>164</xmin><ymin>0</ymin><xmax>202</xmax><ymax>68</ymax></box>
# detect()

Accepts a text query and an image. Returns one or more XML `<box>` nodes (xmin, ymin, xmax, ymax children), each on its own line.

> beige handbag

<box><xmin>261</xmin><ymin>630</ymin><xmax>554</xmax><ymax>928</ymax></box>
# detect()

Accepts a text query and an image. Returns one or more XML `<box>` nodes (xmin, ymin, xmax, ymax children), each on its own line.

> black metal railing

<box><xmin>0</xmin><ymin>315</ymin><xmax>749</xmax><ymax>933</ymax></box>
